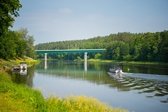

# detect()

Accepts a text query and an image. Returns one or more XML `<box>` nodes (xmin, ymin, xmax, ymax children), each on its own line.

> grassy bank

<box><xmin>0</xmin><ymin>58</ymin><xmax>127</xmax><ymax>112</ymax></box>
<box><xmin>0</xmin><ymin>57</ymin><xmax>38</xmax><ymax>72</ymax></box>
<box><xmin>87</xmin><ymin>59</ymin><xmax>168</xmax><ymax>66</ymax></box>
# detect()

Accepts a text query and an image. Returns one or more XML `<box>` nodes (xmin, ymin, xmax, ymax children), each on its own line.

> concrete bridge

<box><xmin>35</xmin><ymin>49</ymin><xmax>106</xmax><ymax>70</ymax></box>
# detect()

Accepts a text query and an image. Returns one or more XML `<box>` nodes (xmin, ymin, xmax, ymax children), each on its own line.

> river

<box><xmin>12</xmin><ymin>60</ymin><xmax>168</xmax><ymax>112</ymax></box>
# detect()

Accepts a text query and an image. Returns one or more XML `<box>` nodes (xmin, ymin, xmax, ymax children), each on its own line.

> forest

<box><xmin>0</xmin><ymin>0</ymin><xmax>35</xmax><ymax>59</ymax></box>
<box><xmin>36</xmin><ymin>31</ymin><xmax>168</xmax><ymax>62</ymax></box>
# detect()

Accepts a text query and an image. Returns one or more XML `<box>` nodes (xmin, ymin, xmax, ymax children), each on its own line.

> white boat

<box><xmin>109</xmin><ymin>68</ymin><xmax>123</xmax><ymax>74</ymax></box>
<box><xmin>108</xmin><ymin>67</ymin><xmax>124</xmax><ymax>79</ymax></box>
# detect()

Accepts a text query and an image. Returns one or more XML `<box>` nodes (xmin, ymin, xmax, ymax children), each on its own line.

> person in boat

<box><xmin>115</xmin><ymin>67</ymin><xmax>123</xmax><ymax>74</ymax></box>
<box><xmin>108</xmin><ymin>67</ymin><xmax>123</xmax><ymax>79</ymax></box>
<box><xmin>109</xmin><ymin>67</ymin><xmax>123</xmax><ymax>74</ymax></box>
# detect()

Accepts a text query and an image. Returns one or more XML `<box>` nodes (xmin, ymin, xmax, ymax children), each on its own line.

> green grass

<box><xmin>0</xmin><ymin>57</ymin><xmax>38</xmax><ymax>72</ymax></box>
<box><xmin>46</xmin><ymin>96</ymin><xmax>127</xmax><ymax>112</ymax></box>
<box><xmin>0</xmin><ymin>71</ymin><xmax>46</xmax><ymax>112</ymax></box>
<box><xmin>0</xmin><ymin>58</ymin><xmax>127</xmax><ymax>112</ymax></box>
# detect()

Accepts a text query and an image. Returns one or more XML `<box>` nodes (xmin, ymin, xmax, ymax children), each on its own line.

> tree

<box><xmin>94</xmin><ymin>53</ymin><xmax>102</xmax><ymax>59</ymax></box>
<box><xmin>0</xmin><ymin>0</ymin><xmax>22</xmax><ymax>36</ymax></box>
<box><xmin>158</xmin><ymin>31</ymin><xmax>168</xmax><ymax>62</ymax></box>
<box><xmin>0</xmin><ymin>29</ymin><xmax>35</xmax><ymax>59</ymax></box>
<box><xmin>17</xmin><ymin>28</ymin><xmax>35</xmax><ymax>58</ymax></box>
<box><xmin>0</xmin><ymin>31</ymin><xmax>16</xmax><ymax>59</ymax></box>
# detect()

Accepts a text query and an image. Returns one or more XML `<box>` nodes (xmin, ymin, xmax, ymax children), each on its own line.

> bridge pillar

<box><xmin>84</xmin><ymin>52</ymin><xmax>87</xmax><ymax>71</ymax></box>
<box><xmin>44</xmin><ymin>53</ymin><xmax>47</xmax><ymax>61</ymax></box>
<box><xmin>44</xmin><ymin>53</ymin><xmax>47</xmax><ymax>69</ymax></box>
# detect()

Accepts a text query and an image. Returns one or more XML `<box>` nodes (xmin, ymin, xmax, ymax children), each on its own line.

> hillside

<box><xmin>35</xmin><ymin>31</ymin><xmax>168</xmax><ymax>62</ymax></box>
<box><xmin>36</xmin><ymin>32</ymin><xmax>134</xmax><ymax>49</ymax></box>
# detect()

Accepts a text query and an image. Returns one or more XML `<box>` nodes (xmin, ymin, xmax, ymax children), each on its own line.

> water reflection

<box><xmin>84</xmin><ymin>60</ymin><xmax>87</xmax><ymax>72</ymax></box>
<box><xmin>35</xmin><ymin>60</ymin><xmax>168</xmax><ymax>104</ymax></box>
<box><xmin>44</xmin><ymin>59</ymin><xmax>47</xmax><ymax>69</ymax></box>
<box><xmin>122</xmin><ymin>64</ymin><xmax>168</xmax><ymax>75</ymax></box>
<box><xmin>11</xmin><ymin>66</ymin><xmax>35</xmax><ymax>87</ymax></box>
<box><xmin>11</xmin><ymin>60</ymin><xmax>168</xmax><ymax>112</ymax></box>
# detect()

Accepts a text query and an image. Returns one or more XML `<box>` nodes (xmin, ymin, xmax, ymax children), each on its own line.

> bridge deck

<box><xmin>36</xmin><ymin>49</ymin><xmax>106</xmax><ymax>54</ymax></box>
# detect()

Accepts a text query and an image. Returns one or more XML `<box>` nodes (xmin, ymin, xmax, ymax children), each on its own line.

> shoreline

<box><xmin>0</xmin><ymin>58</ymin><xmax>127</xmax><ymax>112</ymax></box>
<box><xmin>44</xmin><ymin>58</ymin><xmax>168</xmax><ymax>66</ymax></box>
<box><xmin>87</xmin><ymin>59</ymin><xmax>168</xmax><ymax>66</ymax></box>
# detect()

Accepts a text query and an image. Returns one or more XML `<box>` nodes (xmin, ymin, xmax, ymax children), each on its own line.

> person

<box><xmin>115</xmin><ymin>67</ymin><xmax>123</xmax><ymax>78</ymax></box>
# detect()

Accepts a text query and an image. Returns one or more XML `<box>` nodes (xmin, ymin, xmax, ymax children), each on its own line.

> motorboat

<box><xmin>109</xmin><ymin>68</ymin><xmax>123</xmax><ymax>74</ymax></box>
<box><xmin>108</xmin><ymin>67</ymin><xmax>124</xmax><ymax>79</ymax></box>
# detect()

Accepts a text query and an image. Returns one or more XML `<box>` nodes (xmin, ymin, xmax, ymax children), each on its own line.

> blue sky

<box><xmin>13</xmin><ymin>0</ymin><xmax>168</xmax><ymax>44</ymax></box>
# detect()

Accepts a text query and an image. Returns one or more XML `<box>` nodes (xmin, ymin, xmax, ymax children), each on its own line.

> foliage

<box><xmin>0</xmin><ymin>0</ymin><xmax>22</xmax><ymax>36</ymax></box>
<box><xmin>36</xmin><ymin>31</ymin><xmax>168</xmax><ymax>62</ymax></box>
<box><xmin>0</xmin><ymin>28</ymin><xmax>35</xmax><ymax>59</ymax></box>
<box><xmin>17</xmin><ymin>28</ymin><xmax>35</xmax><ymax>58</ymax></box>
<box><xmin>0</xmin><ymin>0</ymin><xmax>35</xmax><ymax>60</ymax></box>
<box><xmin>95</xmin><ymin>53</ymin><xmax>102</xmax><ymax>59</ymax></box>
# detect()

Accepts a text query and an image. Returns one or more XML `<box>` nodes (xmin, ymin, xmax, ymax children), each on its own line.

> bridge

<box><xmin>35</xmin><ymin>49</ymin><xmax>106</xmax><ymax>70</ymax></box>
<box><xmin>35</xmin><ymin>49</ymin><xmax>106</xmax><ymax>59</ymax></box>
<box><xmin>35</xmin><ymin>49</ymin><xmax>106</xmax><ymax>61</ymax></box>
<box><xmin>35</xmin><ymin>49</ymin><xmax>106</xmax><ymax>54</ymax></box>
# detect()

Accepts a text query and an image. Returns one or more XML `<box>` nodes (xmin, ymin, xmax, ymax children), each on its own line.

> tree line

<box><xmin>0</xmin><ymin>0</ymin><xmax>35</xmax><ymax>59</ymax></box>
<box><xmin>0</xmin><ymin>29</ymin><xmax>35</xmax><ymax>59</ymax></box>
<box><xmin>36</xmin><ymin>31</ymin><xmax>168</xmax><ymax>62</ymax></box>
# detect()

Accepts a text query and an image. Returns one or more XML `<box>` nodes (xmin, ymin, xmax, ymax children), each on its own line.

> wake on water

<box><xmin>122</xmin><ymin>72</ymin><xmax>168</xmax><ymax>82</ymax></box>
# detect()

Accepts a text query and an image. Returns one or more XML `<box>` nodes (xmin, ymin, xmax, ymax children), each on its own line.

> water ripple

<box><xmin>108</xmin><ymin>72</ymin><xmax>168</xmax><ymax>103</ymax></box>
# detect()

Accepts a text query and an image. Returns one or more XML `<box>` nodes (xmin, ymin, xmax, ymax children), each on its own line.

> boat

<box><xmin>109</xmin><ymin>67</ymin><xmax>123</xmax><ymax>74</ymax></box>
<box><xmin>12</xmin><ymin>62</ymin><xmax>27</xmax><ymax>75</ymax></box>
<box><xmin>20</xmin><ymin>62</ymin><xmax>27</xmax><ymax>71</ymax></box>
<box><xmin>108</xmin><ymin>67</ymin><xmax>124</xmax><ymax>79</ymax></box>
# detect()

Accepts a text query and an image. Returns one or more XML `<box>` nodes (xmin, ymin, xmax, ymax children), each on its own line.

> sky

<box><xmin>13</xmin><ymin>0</ymin><xmax>168</xmax><ymax>44</ymax></box>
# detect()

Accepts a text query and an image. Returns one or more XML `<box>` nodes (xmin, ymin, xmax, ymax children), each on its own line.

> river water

<box><xmin>12</xmin><ymin>60</ymin><xmax>168</xmax><ymax>112</ymax></box>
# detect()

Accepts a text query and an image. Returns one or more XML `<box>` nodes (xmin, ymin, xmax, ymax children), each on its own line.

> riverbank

<box><xmin>87</xmin><ymin>59</ymin><xmax>168</xmax><ymax>66</ymax></box>
<box><xmin>0</xmin><ymin>57</ymin><xmax>38</xmax><ymax>71</ymax></box>
<box><xmin>0</xmin><ymin>58</ymin><xmax>127</xmax><ymax>112</ymax></box>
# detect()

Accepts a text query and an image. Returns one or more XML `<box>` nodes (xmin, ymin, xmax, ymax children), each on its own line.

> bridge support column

<box><xmin>44</xmin><ymin>53</ymin><xmax>47</xmax><ymax>69</ymax></box>
<box><xmin>44</xmin><ymin>53</ymin><xmax>47</xmax><ymax>61</ymax></box>
<box><xmin>84</xmin><ymin>52</ymin><xmax>87</xmax><ymax>71</ymax></box>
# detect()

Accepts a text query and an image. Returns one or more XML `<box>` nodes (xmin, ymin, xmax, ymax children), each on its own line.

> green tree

<box><xmin>17</xmin><ymin>28</ymin><xmax>35</xmax><ymax>58</ymax></box>
<box><xmin>94</xmin><ymin>53</ymin><xmax>102</xmax><ymax>59</ymax></box>
<box><xmin>0</xmin><ymin>0</ymin><xmax>22</xmax><ymax>36</ymax></box>
<box><xmin>158</xmin><ymin>31</ymin><xmax>168</xmax><ymax>62</ymax></box>
<box><xmin>0</xmin><ymin>31</ymin><xmax>16</xmax><ymax>59</ymax></box>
